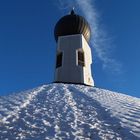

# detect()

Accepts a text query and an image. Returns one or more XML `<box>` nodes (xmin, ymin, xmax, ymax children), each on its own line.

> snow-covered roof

<box><xmin>0</xmin><ymin>83</ymin><xmax>140</xmax><ymax>140</ymax></box>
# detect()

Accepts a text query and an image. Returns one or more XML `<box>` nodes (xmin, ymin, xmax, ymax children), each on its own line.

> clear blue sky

<box><xmin>0</xmin><ymin>0</ymin><xmax>139</xmax><ymax>97</ymax></box>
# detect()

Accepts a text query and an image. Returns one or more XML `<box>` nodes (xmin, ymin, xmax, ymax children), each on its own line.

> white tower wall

<box><xmin>55</xmin><ymin>34</ymin><xmax>94</xmax><ymax>86</ymax></box>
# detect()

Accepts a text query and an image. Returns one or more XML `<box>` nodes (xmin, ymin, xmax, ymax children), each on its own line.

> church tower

<box><xmin>54</xmin><ymin>10</ymin><xmax>94</xmax><ymax>86</ymax></box>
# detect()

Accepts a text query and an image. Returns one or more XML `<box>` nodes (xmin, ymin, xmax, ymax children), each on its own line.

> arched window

<box><xmin>77</xmin><ymin>50</ymin><xmax>85</xmax><ymax>66</ymax></box>
<box><xmin>56</xmin><ymin>52</ymin><xmax>63</xmax><ymax>68</ymax></box>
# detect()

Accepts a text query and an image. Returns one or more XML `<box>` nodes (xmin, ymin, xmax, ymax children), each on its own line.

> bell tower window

<box><xmin>56</xmin><ymin>52</ymin><xmax>63</xmax><ymax>68</ymax></box>
<box><xmin>77</xmin><ymin>50</ymin><xmax>85</xmax><ymax>67</ymax></box>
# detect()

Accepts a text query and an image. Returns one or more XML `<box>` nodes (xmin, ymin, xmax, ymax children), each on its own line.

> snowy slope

<box><xmin>0</xmin><ymin>83</ymin><xmax>140</xmax><ymax>140</ymax></box>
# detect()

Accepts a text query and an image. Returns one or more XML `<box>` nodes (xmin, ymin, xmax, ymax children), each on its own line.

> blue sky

<box><xmin>0</xmin><ymin>0</ymin><xmax>140</xmax><ymax>97</ymax></box>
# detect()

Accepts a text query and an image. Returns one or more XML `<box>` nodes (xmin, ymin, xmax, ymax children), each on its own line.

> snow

<box><xmin>0</xmin><ymin>83</ymin><xmax>140</xmax><ymax>140</ymax></box>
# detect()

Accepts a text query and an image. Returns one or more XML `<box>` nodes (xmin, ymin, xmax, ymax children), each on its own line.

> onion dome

<box><xmin>54</xmin><ymin>9</ymin><xmax>91</xmax><ymax>42</ymax></box>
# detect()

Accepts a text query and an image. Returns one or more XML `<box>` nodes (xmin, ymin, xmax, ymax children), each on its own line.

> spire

<box><xmin>70</xmin><ymin>7</ymin><xmax>75</xmax><ymax>15</ymax></box>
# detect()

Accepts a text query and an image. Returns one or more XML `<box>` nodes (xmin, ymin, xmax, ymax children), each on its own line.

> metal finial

<box><xmin>71</xmin><ymin>7</ymin><xmax>75</xmax><ymax>15</ymax></box>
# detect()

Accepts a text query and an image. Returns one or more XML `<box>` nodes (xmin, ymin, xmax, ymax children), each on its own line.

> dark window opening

<box><xmin>56</xmin><ymin>52</ymin><xmax>63</xmax><ymax>68</ymax></box>
<box><xmin>78</xmin><ymin>51</ymin><xmax>85</xmax><ymax>66</ymax></box>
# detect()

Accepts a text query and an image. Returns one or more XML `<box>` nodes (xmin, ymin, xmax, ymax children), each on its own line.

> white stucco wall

<box><xmin>54</xmin><ymin>34</ymin><xmax>94</xmax><ymax>86</ymax></box>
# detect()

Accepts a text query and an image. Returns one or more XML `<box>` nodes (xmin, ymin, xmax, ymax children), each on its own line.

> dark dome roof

<box><xmin>54</xmin><ymin>10</ymin><xmax>91</xmax><ymax>42</ymax></box>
